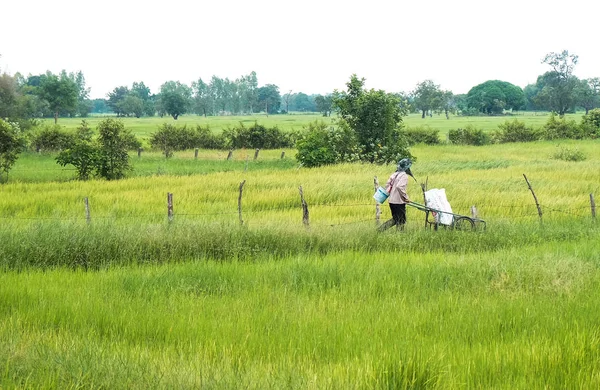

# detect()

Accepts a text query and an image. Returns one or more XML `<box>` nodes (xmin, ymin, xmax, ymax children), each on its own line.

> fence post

<box><xmin>299</xmin><ymin>185</ymin><xmax>310</xmax><ymax>228</ymax></box>
<box><xmin>245</xmin><ymin>155</ymin><xmax>249</xmax><ymax>172</ymax></box>
<box><xmin>470</xmin><ymin>205</ymin><xmax>478</xmax><ymax>219</ymax></box>
<box><xmin>591</xmin><ymin>193</ymin><xmax>596</xmax><ymax>221</ymax></box>
<box><xmin>138</xmin><ymin>147</ymin><xmax>142</xmax><ymax>158</ymax></box>
<box><xmin>194</xmin><ymin>148</ymin><xmax>199</xmax><ymax>159</ymax></box>
<box><xmin>374</xmin><ymin>176</ymin><xmax>381</xmax><ymax>226</ymax></box>
<box><xmin>281</xmin><ymin>151</ymin><xmax>285</xmax><ymax>159</ymax></box>
<box><xmin>523</xmin><ymin>174</ymin><xmax>542</xmax><ymax>223</ymax></box>
<box><xmin>84</xmin><ymin>197</ymin><xmax>91</xmax><ymax>224</ymax></box>
<box><xmin>227</xmin><ymin>150</ymin><xmax>233</xmax><ymax>160</ymax></box>
<box><xmin>421</xmin><ymin>177</ymin><xmax>429</xmax><ymax>229</ymax></box>
<box><xmin>254</xmin><ymin>148</ymin><xmax>260</xmax><ymax>160</ymax></box>
<box><xmin>167</xmin><ymin>192</ymin><xmax>173</xmax><ymax>223</ymax></box>
<box><xmin>238</xmin><ymin>180</ymin><xmax>246</xmax><ymax>226</ymax></box>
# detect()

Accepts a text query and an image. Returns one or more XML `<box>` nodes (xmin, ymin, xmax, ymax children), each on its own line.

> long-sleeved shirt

<box><xmin>386</xmin><ymin>171</ymin><xmax>410</xmax><ymax>204</ymax></box>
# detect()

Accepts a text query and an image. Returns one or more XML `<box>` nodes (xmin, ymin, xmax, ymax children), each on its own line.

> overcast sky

<box><xmin>2</xmin><ymin>0</ymin><xmax>598</xmax><ymax>99</ymax></box>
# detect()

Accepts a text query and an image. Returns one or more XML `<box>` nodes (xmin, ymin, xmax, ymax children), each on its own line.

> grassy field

<box><xmin>2</xmin><ymin>121</ymin><xmax>600</xmax><ymax>388</ymax></box>
<box><xmin>38</xmin><ymin>112</ymin><xmax>582</xmax><ymax>144</ymax></box>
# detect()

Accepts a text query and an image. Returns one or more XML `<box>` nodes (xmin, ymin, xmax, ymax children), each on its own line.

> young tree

<box><xmin>333</xmin><ymin>74</ymin><xmax>411</xmax><ymax>164</ymax></box>
<box><xmin>56</xmin><ymin>120</ymin><xmax>98</xmax><ymax>180</ymax></box>
<box><xmin>412</xmin><ymin>80</ymin><xmax>442</xmax><ymax>118</ymax></box>
<box><xmin>96</xmin><ymin>119</ymin><xmax>131</xmax><ymax>180</ymax></box>
<box><xmin>0</xmin><ymin>119</ymin><xmax>26</xmax><ymax>183</ymax></box>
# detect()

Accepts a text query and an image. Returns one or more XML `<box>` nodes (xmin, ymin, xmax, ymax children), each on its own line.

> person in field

<box><xmin>378</xmin><ymin>158</ymin><xmax>414</xmax><ymax>232</ymax></box>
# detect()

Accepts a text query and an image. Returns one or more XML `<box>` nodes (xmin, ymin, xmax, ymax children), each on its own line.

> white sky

<box><xmin>1</xmin><ymin>0</ymin><xmax>599</xmax><ymax>99</ymax></box>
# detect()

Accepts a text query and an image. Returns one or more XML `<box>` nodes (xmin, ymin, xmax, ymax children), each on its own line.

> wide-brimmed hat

<box><xmin>396</xmin><ymin>158</ymin><xmax>412</xmax><ymax>172</ymax></box>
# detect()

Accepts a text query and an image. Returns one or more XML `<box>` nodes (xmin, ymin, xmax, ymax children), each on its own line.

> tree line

<box><xmin>1</xmin><ymin>50</ymin><xmax>597</xmax><ymax>125</ymax></box>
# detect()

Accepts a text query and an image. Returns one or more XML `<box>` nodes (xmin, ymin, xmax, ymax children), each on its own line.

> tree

<box><xmin>107</xmin><ymin>86</ymin><xmax>130</xmax><ymax>116</ymax></box>
<box><xmin>38</xmin><ymin>71</ymin><xmax>78</xmax><ymax>123</ymax></box>
<box><xmin>466</xmin><ymin>80</ymin><xmax>525</xmax><ymax>115</ymax></box>
<box><xmin>56</xmin><ymin>120</ymin><xmax>98</xmax><ymax>180</ymax></box>
<box><xmin>96</xmin><ymin>119</ymin><xmax>131</xmax><ymax>180</ymax></box>
<box><xmin>411</xmin><ymin>80</ymin><xmax>442</xmax><ymax>118</ymax></box>
<box><xmin>439</xmin><ymin>90</ymin><xmax>455</xmax><ymax>119</ymax></box>
<box><xmin>257</xmin><ymin>84</ymin><xmax>281</xmax><ymax>115</ymax></box>
<box><xmin>292</xmin><ymin>92</ymin><xmax>314</xmax><ymax>112</ymax></box>
<box><xmin>240</xmin><ymin>71</ymin><xmax>258</xmax><ymax>113</ymax></box>
<box><xmin>192</xmin><ymin>78</ymin><xmax>213</xmax><ymax>117</ymax></box>
<box><xmin>159</xmin><ymin>81</ymin><xmax>191</xmax><ymax>120</ymax></box>
<box><xmin>575</xmin><ymin>78</ymin><xmax>600</xmax><ymax>114</ymax></box>
<box><xmin>314</xmin><ymin>94</ymin><xmax>333</xmax><ymax>117</ymax></box>
<box><xmin>120</xmin><ymin>95</ymin><xmax>144</xmax><ymax>118</ymax></box>
<box><xmin>535</xmin><ymin>50</ymin><xmax>579</xmax><ymax>116</ymax></box>
<box><xmin>0</xmin><ymin>119</ymin><xmax>26</xmax><ymax>183</ymax></box>
<box><xmin>333</xmin><ymin>74</ymin><xmax>411</xmax><ymax>164</ymax></box>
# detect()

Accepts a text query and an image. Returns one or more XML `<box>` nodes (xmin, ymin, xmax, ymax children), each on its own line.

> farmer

<box><xmin>378</xmin><ymin>158</ymin><xmax>414</xmax><ymax>232</ymax></box>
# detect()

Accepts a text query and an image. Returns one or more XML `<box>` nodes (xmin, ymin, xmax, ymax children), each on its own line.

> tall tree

<box><xmin>411</xmin><ymin>80</ymin><xmax>442</xmax><ymax>118</ymax></box>
<box><xmin>158</xmin><ymin>81</ymin><xmax>191</xmax><ymax>120</ymax></box>
<box><xmin>314</xmin><ymin>94</ymin><xmax>333</xmax><ymax>117</ymax></box>
<box><xmin>466</xmin><ymin>80</ymin><xmax>525</xmax><ymax>115</ymax></box>
<box><xmin>192</xmin><ymin>78</ymin><xmax>213</xmax><ymax>117</ymax></box>
<box><xmin>107</xmin><ymin>86</ymin><xmax>130</xmax><ymax>116</ymax></box>
<box><xmin>575</xmin><ymin>78</ymin><xmax>600</xmax><ymax>114</ymax></box>
<box><xmin>38</xmin><ymin>71</ymin><xmax>78</xmax><ymax>123</ymax></box>
<box><xmin>257</xmin><ymin>84</ymin><xmax>281</xmax><ymax>115</ymax></box>
<box><xmin>535</xmin><ymin>50</ymin><xmax>579</xmax><ymax>116</ymax></box>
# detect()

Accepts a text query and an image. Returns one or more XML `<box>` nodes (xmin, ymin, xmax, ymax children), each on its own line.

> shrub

<box><xmin>0</xmin><ymin>119</ymin><xmax>26</xmax><ymax>183</ymax></box>
<box><xmin>404</xmin><ymin>126</ymin><xmax>440</xmax><ymax>145</ymax></box>
<box><xmin>493</xmin><ymin>119</ymin><xmax>541</xmax><ymax>143</ymax></box>
<box><xmin>96</xmin><ymin>119</ymin><xmax>131</xmax><ymax>180</ymax></box>
<box><xmin>295</xmin><ymin>121</ymin><xmax>358</xmax><ymax>167</ymax></box>
<box><xmin>195</xmin><ymin>125</ymin><xmax>226</xmax><ymax>149</ymax></box>
<box><xmin>581</xmin><ymin>109</ymin><xmax>600</xmax><ymax>139</ymax></box>
<box><xmin>551</xmin><ymin>145</ymin><xmax>586</xmax><ymax>162</ymax></box>
<box><xmin>150</xmin><ymin>123</ymin><xmax>193</xmax><ymax>157</ymax></box>
<box><xmin>30</xmin><ymin>124</ymin><xmax>75</xmax><ymax>152</ymax></box>
<box><xmin>223</xmin><ymin>122</ymin><xmax>294</xmax><ymax>149</ymax></box>
<box><xmin>541</xmin><ymin>113</ymin><xmax>583</xmax><ymax>140</ymax></box>
<box><xmin>448</xmin><ymin>125</ymin><xmax>490</xmax><ymax>145</ymax></box>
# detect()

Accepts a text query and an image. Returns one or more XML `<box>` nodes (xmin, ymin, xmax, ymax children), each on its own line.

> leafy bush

<box><xmin>0</xmin><ymin>119</ymin><xmax>26</xmax><ymax>182</ymax></box>
<box><xmin>404</xmin><ymin>126</ymin><xmax>440</xmax><ymax>145</ymax></box>
<box><xmin>551</xmin><ymin>146</ymin><xmax>586</xmax><ymax>162</ymax></box>
<box><xmin>581</xmin><ymin>109</ymin><xmax>600</xmax><ymax>139</ymax></box>
<box><xmin>541</xmin><ymin>113</ymin><xmax>583</xmax><ymax>140</ymax></box>
<box><xmin>295</xmin><ymin>121</ymin><xmax>358</xmax><ymax>167</ymax></box>
<box><xmin>30</xmin><ymin>125</ymin><xmax>75</xmax><ymax>152</ymax></box>
<box><xmin>493</xmin><ymin>119</ymin><xmax>541</xmax><ymax>143</ymax></box>
<box><xmin>96</xmin><ymin>119</ymin><xmax>131</xmax><ymax>180</ymax></box>
<box><xmin>195</xmin><ymin>125</ymin><xmax>226</xmax><ymax>149</ymax></box>
<box><xmin>223</xmin><ymin>122</ymin><xmax>294</xmax><ymax>149</ymax></box>
<box><xmin>448</xmin><ymin>125</ymin><xmax>490</xmax><ymax>145</ymax></box>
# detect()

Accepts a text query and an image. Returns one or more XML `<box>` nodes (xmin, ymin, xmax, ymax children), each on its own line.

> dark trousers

<box><xmin>378</xmin><ymin>203</ymin><xmax>406</xmax><ymax>231</ymax></box>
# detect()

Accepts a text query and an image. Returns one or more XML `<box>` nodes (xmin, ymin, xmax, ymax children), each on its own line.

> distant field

<box><xmin>37</xmin><ymin>112</ymin><xmax>583</xmax><ymax>144</ymax></box>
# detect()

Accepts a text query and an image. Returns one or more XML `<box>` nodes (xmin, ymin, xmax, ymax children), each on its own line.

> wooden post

<box><xmin>421</xmin><ymin>176</ymin><xmax>429</xmax><ymax>229</ymax></box>
<box><xmin>591</xmin><ymin>193</ymin><xmax>596</xmax><ymax>220</ymax></box>
<box><xmin>167</xmin><ymin>192</ymin><xmax>173</xmax><ymax>223</ymax></box>
<box><xmin>227</xmin><ymin>150</ymin><xmax>233</xmax><ymax>160</ymax></box>
<box><xmin>194</xmin><ymin>148</ymin><xmax>199</xmax><ymax>159</ymax></box>
<box><xmin>280</xmin><ymin>151</ymin><xmax>285</xmax><ymax>159</ymax></box>
<box><xmin>470</xmin><ymin>205</ymin><xmax>478</xmax><ymax>219</ymax></box>
<box><xmin>374</xmin><ymin>176</ymin><xmax>381</xmax><ymax>226</ymax></box>
<box><xmin>299</xmin><ymin>186</ymin><xmax>310</xmax><ymax>228</ymax></box>
<box><xmin>238</xmin><ymin>180</ymin><xmax>246</xmax><ymax>226</ymax></box>
<box><xmin>523</xmin><ymin>174</ymin><xmax>542</xmax><ymax>223</ymax></box>
<box><xmin>84</xmin><ymin>197</ymin><xmax>91</xmax><ymax>224</ymax></box>
<box><xmin>138</xmin><ymin>147</ymin><xmax>142</xmax><ymax>158</ymax></box>
<box><xmin>254</xmin><ymin>148</ymin><xmax>260</xmax><ymax>160</ymax></box>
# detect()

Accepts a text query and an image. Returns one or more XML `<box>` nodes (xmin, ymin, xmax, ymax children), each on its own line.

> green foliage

<box><xmin>295</xmin><ymin>121</ymin><xmax>358</xmax><ymax>167</ymax></box>
<box><xmin>333</xmin><ymin>74</ymin><xmax>412</xmax><ymax>164</ymax></box>
<box><xmin>448</xmin><ymin>125</ymin><xmax>491</xmax><ymax>145</ymax></box>
<box><xmin>581</xmin><ymin>108</ymin><xmax>600</xmax><ymax>138</ymax></box>
<box><xmin>466</xmin><ymin>80</ymin><xmax>526</xmax><ymax>115</ymax></box>
<box><xmin>404</xmin><ymin>125</ymin><xmax>440</xmax><ymax>145</ymax></box>
<box><xmin>493</xmin><ymin>119</ymin><xmax>541</xmax><ymax>143</ymax></box>
<box><xmin>38</xmin><ymin>72</ymin><xmax>79</xmax><ymax>122</ymax></box>
<box><xmin>541</xmin><ymin>113</ymin><xmax>583</xmax><ymax>140</ymax></box>
<box><xmin>551</xmin><ymin>145</ymin><xmax>586</xmax><ymax>161</ymax></box>
<box><xmin>150</xmin><ymin>124</ymin><xmax>228</xmax><ymax>156</ymax></box>
<box><xmin>223</xmin><ymin>122</ymin><xmax>294</xmax><ymax>149</ymax></box>
<box><xmin>96</xmin><ymin>119</ymin><xmax>131</xmax><ymax>180</ymax></box>
<box><xmin>30</xmin><ymin>124</ymin><xmax>76</xmax><ymax>152</ymax></box>
<box><xmin>56</xmin><ymin>141</ymin><xmax>99</xmax><ymax>180</ymax></box>
<box><xmin>411</xmin><ymin>80</ymin><xmax>443</xmax><ymax>118</ymax></box>
<box><xmin>195</xmin><ymin>125</ymin><xmax>226</xmax><ymax>149</ymax></box>
<box><xmin>0</xmin><ymin>119</ymin><xmax>26</xmax><ymax>182</ymax></box>
<box><xmin>159</xmin><ymin>81</ymin><xmax>192</xmax><ymax>120</ymax></box>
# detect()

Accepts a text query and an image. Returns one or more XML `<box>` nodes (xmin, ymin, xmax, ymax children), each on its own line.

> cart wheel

<box><xmin>454</xmin><ymin>216</ymin><xmax>475</xmax><ymax>231</ymax></box>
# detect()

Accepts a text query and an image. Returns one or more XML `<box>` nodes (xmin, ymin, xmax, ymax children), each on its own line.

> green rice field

<box><xmin>1</xmin><ymin>114</ymin><xmax>600</xmax><ymax>388</ymax></box>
